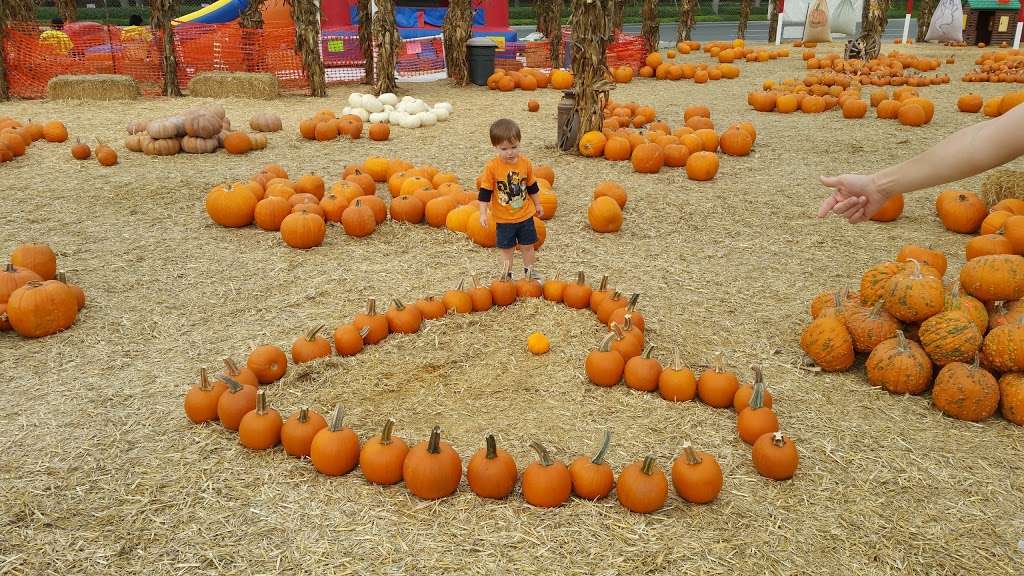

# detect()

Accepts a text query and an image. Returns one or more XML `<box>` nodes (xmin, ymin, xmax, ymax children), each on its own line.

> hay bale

<box><xmin>980</xmin><ymin>169</ymin><xmax>1024</xmax><ymax>206</ymax></box>
<box><xmin>187</xmin><ymin>72</ymin><xmax>279</xmax><ymax>100</ymax></box>
<box><xmin>46</xmin><ymin>74</ymin><xmax>141</xmax><ymax>101</ymax></box>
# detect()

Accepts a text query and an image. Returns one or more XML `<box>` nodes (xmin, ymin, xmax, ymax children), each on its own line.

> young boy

<box><xmin>478</xmin><ymin>118</ymin><xmax>545</xmax><ymax>280</ymax></box>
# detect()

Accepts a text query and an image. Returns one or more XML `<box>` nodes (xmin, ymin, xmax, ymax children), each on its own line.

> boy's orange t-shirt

<box><xmin>478</xmin><ymin>155</ymin><xmax>537</xmax><ymax>224</ymax></box>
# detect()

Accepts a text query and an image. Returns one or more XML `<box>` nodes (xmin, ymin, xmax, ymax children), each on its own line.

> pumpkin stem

<box><xmin>255</xmin><ymin>389</ymin><xmax>268</xmax><ymax>415</ymax></box>
<box><xmin>972</xmin><ymin>353</ymin><xmax>981</xmax><ymax>370</ymax></box>
<box><xmin>56</xmin><ymin>271</ymin><xmax>68</xmax><ymax>283</ymax></box>
<box><xmin>4</xmin><ymin>263</ymin><xmax>14</xmax><ymax>273</ymax></box>
<box><xmin>610</xmin><ymin>322</ymin><xmax>625</xmax><ymax>341</ymax></box>
<box><xmin>895</xmin><ymin>330</ymin><xmax>908</xmax><ymax>352</ymax></box>
<box><xmin>393</xmin><ymin>299</ymin><xmax>405</xmax><ymax>311</ymax></box>
<box><xmin>218</xmin><ymin>374</ymin><xmax>243</xmax><ymax>393</ymax></box>
<box><xmin>869</xmin><ymin>299</ymin><xmax>885</xmax><ymax>319</ymax></box>
<box><xmin>575</xmin><ymin>271</ymin><xmax>586</xmax><ymax>286</ymax></box>
<box><xmin>640</xmin><ymin>455</ymin><xmax>656</xmax><ymax>475</ymax></box>
<box><xmin>597</xmin><ymin>274</ymin><xmax>609</xmax><ymax>291</ymax></box>
<box><xmin>367</xmin><ymin>298</ymin><xmax>377</xmax><ymax>315</ymax></box>
<box><xmin>457</xmin><ymin>278</ymin><xmax>465</xmax><ymax>291</ymax></box>
<box><xmin>749</xmin><ymin>366</ymin><xmax>767</xmax><ymax>410</ymax></box>
<box><xmin>306</xmin><ymin>324</ymin><xmax>325</xmax><ymax>341</ymax></box>
<box><xmin>427</xmin><ymin>426</ymin><xmax>442</xmax><ymax>454</ymax></box>
<box><xmin>198</xmin><ymin>367</ymin><xmax>211</xmax><ymax>391</ymax></box>
<box><xmin>591</xmin><ymin>430</ymin><xmax>612</xmax><ymax>464</ymax></box>
<box><xmin>684</xmin><ymin>443</ymin><xmax>702</xmax><ymax>465</ymax></box>
<box><xmin>623</xmin><ymin>314</ymin><xmax>635</xmax><ymax>331</ymax></box>
<box><xmin>530</xmin><ymin>440</ymin><xmax>554</xmax><ymax>466</ymax></box>
<box><xmin>771</xmin><ymin>432</ymin><xmax>785</xmax><ymax>447</ymax></box>
<box><xmin>609</xmin><ymin>290</ymin><xmax>622</xmax><ymax>303</ymax></box>
<box><xmin>358</xmin><ymin>326</ymin><xmax>370</xmax><ymax>339</ymax></box>
<box><xmin>642</xmin><ymin>344</ymin><xmax>655</xmax><ymax>359</ymax></box>
<box><xmin>712</xmin><ymin>351</ymin><xmax>725</xmax><ymax>373</ymax></box>
<box><xmin>598</xmin><ymin>331</ymin><xmax>615</xmax><ymax>352</ymax></box>
<box><xmin>626</xmin><ymin>293</ymin><xmax>640</xmax><ymax>312</ymax></box>
<box><xmin>380</xmin><ymin>418</ymin><xmax>395</xmax><ymax>445</ymax></box>
<box><xmin>485</xmin><ymin>434</ymin><xmax>498</xmax><ymax>459</ymax></box>
<box><xmin>298</xmin><ymin>407</ymin><xmax>309</xmax><ymax>423</ymax></box>
<box><xmin>223</xmin><ymin>358</ymin><xmax>241</xmax><ymax>376</ymax></box>
<box><xmin>906</xmin><ymin>258</ymin><xmax>923</xmax><ymax>279</ymax></box>
<box><xmin>329</xmin><ymin>405</ymin><xmax>345</xmax><ymax>431</ymax></box>
<box><xmin>672</xmin><ymin>348</ymin><xmax>683</xmax><ymax>371</ymax></box>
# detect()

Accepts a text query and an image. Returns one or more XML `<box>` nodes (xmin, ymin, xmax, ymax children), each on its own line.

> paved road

<box><xmin>513</xmin><ymin>19</ymin><xmax>918</xmax><ymax>43</ymax></box>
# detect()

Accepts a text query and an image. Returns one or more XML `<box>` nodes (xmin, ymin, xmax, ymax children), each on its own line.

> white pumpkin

<box><xmin>399</xmin><ymin>113</ymin><xmax>422</xmax><ymax>129</ymax></box>
<box><xmin>342</xmin><ymin>106</ymin><xmax>353</xmax><ymax>116</ymax></box>
<box><xmin>361</xmin><ymin>94</ymin><xmax>383</xmax><ymax>113</ymax></box>
<box><xmin>418</xmin><ymin>111</ymin><xmax>438</xmax><ymax>127</ymax></box>
<box><xmin>348</xmin><ymin>93</ymin><xmax>363</xmax><ymax>108</ymax></box>
<box><xmin>383</xmin><ymin>104</ymin><xmax>394</xmax><ymax>112</ymax></box>
<box><xmin>434</xmin><ymin>101</ymin><xmax>453</xmax><ymax>114</ymax></box>
<box><xmin>369</xmin><ymin>111</ymin><xmax>389</xmax><ymax>124</ymax></box>
<box><xmin>432</xmin><ymin>106</ymin><xmax>450</xmax><ymax>121</ymax></box>
<box><xmin>379</xmin><ymin>92</ymin><xmax>399</xmax><ymax>106</ymax></box>
<box><xmin>388</xmin><ymin>111</ymin><xmax>404</xmax><ymax>125</ymax></box>
<box><xmin>352</xmin><ymin>108</ymin><xmax>370</xmax><ymax>122</ymax></box>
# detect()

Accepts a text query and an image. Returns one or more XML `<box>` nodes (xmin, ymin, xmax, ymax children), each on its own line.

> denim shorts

<box><xmin>495</xmin><ymin>218</ymin><xmax>538</xmax><ymax>249</ymax></box>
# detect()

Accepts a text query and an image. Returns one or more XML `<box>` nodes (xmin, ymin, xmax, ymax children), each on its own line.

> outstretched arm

<box><xmin>819</xmin><ymin>103</ymin><xmax>1024</xmax><ymax>223</ymax></box>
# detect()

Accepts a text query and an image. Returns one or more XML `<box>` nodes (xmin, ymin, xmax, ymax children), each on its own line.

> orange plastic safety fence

<box><xmin>495</xmin><ymin>28</ymin><xmax>646</xmax><ymax>73</ymax></box>
<box><xmin>3</xmin><ymin>21</ymin><xmax>449</xmax><ymax>99</ymax></box>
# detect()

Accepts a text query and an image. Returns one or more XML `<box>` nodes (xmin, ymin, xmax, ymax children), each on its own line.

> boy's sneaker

<box><xmin>524</xmin><ymin>268</ymin><xmax>542</xmax><ymax>282</ymax></box>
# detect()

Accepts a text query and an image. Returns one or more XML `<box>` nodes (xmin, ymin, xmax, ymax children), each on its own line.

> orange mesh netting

<box><xmin>496</xmin><ymin>29</ymin><xmax>646</xmax><ymax>73</ymax></box>
<box><xmin>3</xmin><ymin>21</ymin><xmax>449</xmax><ymax>98</ymax></box>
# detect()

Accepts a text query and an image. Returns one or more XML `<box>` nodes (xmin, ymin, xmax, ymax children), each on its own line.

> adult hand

<box><xmin>817</xmin><ymin>174</ymin><xmax>888</xmax><ymax>224</ymax></box>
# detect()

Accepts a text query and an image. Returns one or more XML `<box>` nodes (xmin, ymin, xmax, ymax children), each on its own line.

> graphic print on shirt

<box><xmin>496</xmin><ymin>170</ymin><xmax>528</xmax><ymax>210</ymax></box>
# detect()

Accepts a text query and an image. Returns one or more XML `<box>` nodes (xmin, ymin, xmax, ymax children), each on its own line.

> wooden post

<box><xmin>443</xmin><ymin>0</ymin><xmax>471</xmax><ymax>85</ymax></box>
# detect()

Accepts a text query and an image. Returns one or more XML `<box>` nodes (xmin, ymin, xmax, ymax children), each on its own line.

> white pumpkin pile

<box><xmin>343</xmin><ymin>92</ymin><xmax>453</xmax><ymax>130</ymax></box>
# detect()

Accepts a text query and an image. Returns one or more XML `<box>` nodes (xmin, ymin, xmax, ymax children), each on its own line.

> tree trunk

<box><xmin>239</xmin><ymin>0</ymin><xmax>266</xmax><ymax>73</ymax></box>
<box><xmin>570</xmin><ymin>0</ymin><xmax>613</xmax><ymax>145</ymax></box>
<box><xmin>641</xmin><ymin>0</ymin><xmax>658</xmax><ymax>52</ymax></box>
<box><xmin>57</xmin><ymin>0</ymin><xmax>78</xmax><ymax>22</ymax></box>
<box><xmin>373</xmin><ymin>0</ymin><xmax>399</xmax><ymax>95</ymax></box>
<box><xmin>768</xmin><ymin>0</ymin><xmax>779</xmax><ymax>42</ymax></box>
<box><xmin>737</xmin><ymin>0</ymin><xmax>751</xmax><ymax>38</ymax></box>
<box><xmin>358</xmin><ymin>0</ymin><xmax>373</xmax><ymax>85</ymax></box>
<box><xmin>443</xmin><ymin>0</ymin><xmax>472</xmax><ymax>85</ymax></box>
<box><xmin>291</xmin><ymin>0</ymin><xmax>326</xmax><ymax>97</ymax></box>
<box><xmin>151</xmin><ymin>0</ymin><xmax>182</xmax><ymax>96</ymax></box>
<box><xmin>916</xmin><ymin>0</ymin><xmax>933</xmax><ymax>42</ymax></box>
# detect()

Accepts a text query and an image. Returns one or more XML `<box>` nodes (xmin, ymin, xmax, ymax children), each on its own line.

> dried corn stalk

<box><xmin>861</xmin><ymin>0</ymin><xmax>891</xmax><ymax>49</ymax></box>
<box><xmin>915</xmin><ymin>0</ymin><xmax>934</xmax><ymax>43</ymax></box>
<box><xmin>767</xmin><ymin>1</ymin><xmax>779</xmax><ymax>42</ymax></box>
<box><xmin>358</xmin><ymin>0</ymin><xmax>373</xmax><ymax>85</ymax></box>
<box><xmin>571</xmin><ymin>0</ymin><xmax>614</xmax><ymax>142</ymax></box>
<box><xmin>537</xmin><ymin>0</ymin><xmax>564</xmax><ymax>68</ymax></box>
<box><xmin>240</xmin><ymin>0</ymin><xmax>267</xmax><ymax>73</ymax></box>
<box><xmin>611</xmin><ymin>0</ymin><xmax>626</xmax><ymax>31</ymax></box>
<box><xmin>641</xmin><ymin>0</ymin><xmax>658</xmax><ymax>53</ymax></box>
<box><xmin>373</xmin><ymin>0</ymin><xmax>400</xmax><ymax>95</ymax></box>
<box><xmin>0</xmin><ymin>0</ymin><xmax>31</xmax><ymax>99</ymax></box>
<box><xmin>443</xmin><ymin>0</ymin><xmax>472</xmax><ymax>85</ymax></box>
<box><xmin>290</xmin><ymin>0</ymin><xmax>326</xmax><ymax>97</ymax></box>
<box><xmin>150</xmin><ymin>0</ymin><xmax>182</xmax><ymax>97</ymax></box>
<box><xmin>57</xmin><ymin>0</ymin><xmax>77</xmax><ymax>22</ymax></box>
<box><xmin>737</xmin><ymin>0</ymin><xmax>751</xmax><ymax>39</ymax></box>
<box><xmin>677</xmin><ymin>0</ymin><xmax>696</xmax><ymax>41</ymax></box>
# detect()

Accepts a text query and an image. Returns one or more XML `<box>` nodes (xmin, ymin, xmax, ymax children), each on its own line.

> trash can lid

<box><xmin>466</xmin><ymin>36</ymin><xmax>498</xmax><ymax>47</ymax></box>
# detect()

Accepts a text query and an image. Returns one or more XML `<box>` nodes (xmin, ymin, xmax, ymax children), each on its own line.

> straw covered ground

<box><xmin>2</xmin><ymin>42</ymin><xmax>1024</xmax><ymax>575</ymax></box>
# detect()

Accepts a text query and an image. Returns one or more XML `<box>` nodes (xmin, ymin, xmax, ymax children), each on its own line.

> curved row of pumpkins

<box><xmin>961</xmin><ymin>49</ymin><xmax>1024</xmax><ymax>83</ymax></box>
<box><xmin>750</xmin><ymin>76</ymin><xmax>938</xmax><ymax>127</ymax></box>
<box><xmin>800</xmin><ymin>245</ymin><xmax>1024</xmax><ymax>427</ymax></box>
<box><xmin>204</xmin><ymin>159</ymin><xmax>559</xmax><ymax>250</ymax></box>
<box><xmin>123</xmin><ymin>105</ymin><xmax>280</xmax><ymax>156</ymax></box>
<box><xmin>1</xmin><ymin>243</ymin><xmax>86</xmax><ymax>338</ymax></box>
<box><xmin>185</xmin><ymin>275</ymin><xmax>797</xmax><ymax>511</ymax></box>
<box><xmin>0</xmin><ymin>117</ymin><xmax>69</xmax><ymax>163</ymax></box>
<box><xmin>800</xmin><ymin>50</ymin><xmax>947</xmax><ymax>81</ymax></box>
<box><xmin>486</xmin><ymin>67</ymin><xmax>573</xmax><ymax>92</ymax></box>
<box><xmin>579</xmin><ymin>102</ymin><xmax>755</xmax><ymax>180</ymax></box>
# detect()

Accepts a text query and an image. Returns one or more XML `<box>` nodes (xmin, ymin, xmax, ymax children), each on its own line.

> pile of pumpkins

<box><xmin>185</xmin><ymin>273</ymin><xmax>797</xmax><ymax>513</ymax></box>
<box><xmin>699</xmin><ymin>39</ymin><xmax>790</xmax><ymax>64</ymax></box>
<box><xmin>580</xmin><ymin>104</ymin><xmax>756</xmax><ymax>181</ymax></box>
<box><xmin>750</xmin><ymin>76</ymin><xmax>936</xmax><ymax>127</ymax></box>
<box><xmin>934</xmin><ymin>189</ymin><xmax>1024</xmax><ymax>262</ymax></box>
<box><xmin>638</xmin><ymin>51</ymin><xmax>741</xmax><ymax>83</ymax></box>
<box><xmin>588</xmin><ymin>181</ymin><xmax>627</xmax><ymax>233</ymax></box>
<box><xmin>203</xmin><ymin>158</ymin><xmax>557</xmax><ymax>250</ymax></box>
<box><xmin>0</xmin><ymin>117</ymin><xmax>69</xmax><ymax>163</ymax></box>
<box><xmin>800</xmin><ymin>245</ymin><xmax>1024</xmax><ymax>427</ymax></box>
<box><xmin>124</xmin><ymin>104</ymin><xmax>273</xmax><ymax>156</ymax></box>
<box><xmin>961</xmin><ymin>49</ymin><xmax>1024</xmax><ymax>83</ymax></box>
<box><xmin>344</xmin><ymin>92</ymin><xmax>453</xmax><ymax>129</ymax></box>
<box><xmin>1</xmin><ymin>243</ymin><xmax>85</xmax><ymax>338</ymax></box>
<box><xmin>486</xmin><ymin>68</ymin><xmax>573</xmax><ymax>92</ymax></box>
<box><xmin>956</xmin><ymin>90</ymin><xmax>1024</xmax><ymax>117</ymax></box>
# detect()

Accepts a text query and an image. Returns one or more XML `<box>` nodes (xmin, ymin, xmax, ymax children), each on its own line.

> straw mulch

<box><xmin>1</xmin><ymin>43</ymin><xmax>1024</xmax><ymax>575</ymax></box>
<box><xmin>981</xmin><ymin>169</ymin><xmax>1024</xmax><ymax>206</ymax></box>
<box><xmin>46</xmin><ymin>74</ymin><xmax>141</xmax><ymax>101</ymax></box>
<box><xmin>187</xmin><ymin>72</ymin><xmax>280</xmax><ymax>100</ymax></box>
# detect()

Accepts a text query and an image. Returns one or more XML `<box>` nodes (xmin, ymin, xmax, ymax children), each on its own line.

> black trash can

<box><xmin>467</xmin><ymin>36</ymin><xmax>497</xmax><ymax>86</ymax></box>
